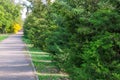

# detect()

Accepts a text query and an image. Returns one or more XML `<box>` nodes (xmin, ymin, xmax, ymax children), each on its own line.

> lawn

<box><xmin>23</xmin><ymin>38</ymin><xmax>69</xmax><ymax>80</ymax></box>
<box><xmin>0</xmin><ymin>34</ymin><xmax>8</xmax><ymax>41</ymax></box>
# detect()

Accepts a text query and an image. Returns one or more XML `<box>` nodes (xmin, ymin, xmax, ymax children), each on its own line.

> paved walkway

<box><xmin>0</xmin><ymin>32</ymin><xmax>36</xmax><ymax>80</ymax></box>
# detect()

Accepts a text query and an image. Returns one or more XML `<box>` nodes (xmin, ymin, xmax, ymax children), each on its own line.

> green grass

<box><xmin>23</xmin><ymin>37</ymin><xmax>69</xmax><ymax>80</ymax></box>
<box><xmin>0</xmin><ymin>34</ymin><xmax>8</xmax><ymax>41</ymax></box>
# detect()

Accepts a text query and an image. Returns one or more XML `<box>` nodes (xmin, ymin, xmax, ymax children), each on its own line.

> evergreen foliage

<box><xmin>23</xmin><ymin>0</ymin><xmax>120</xmax><ymax>79</ymax></box>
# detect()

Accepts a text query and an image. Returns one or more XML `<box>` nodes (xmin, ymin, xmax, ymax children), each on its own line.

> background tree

<box><xmin>0</xmin><ymin>0</ymin><xmax>21</xmax><ymax>33</ymax></box>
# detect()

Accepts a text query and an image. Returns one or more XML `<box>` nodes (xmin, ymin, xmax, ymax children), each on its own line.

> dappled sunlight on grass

<box><xmin>36</xmin><ymin>72</ymin><xmax>69</xmax><ymax>77</ymax></box>
<box><xmin>32</xmin><ymin>59</ymin><xmax>52</xmax><ymax>63</ymax></box>
<box><xmin>31</xmin><ymin>54</ymin><xmax>50</xmax><ymax>57</ymax></box>
<box><xmin>36</xmin><ymin>72</ymin><xmax>69</xmax><ymax>80</ymax></box>
<box><xmin>31</xmin><ymin>50</ymin><xmax>69</xmax><ymax>80</ymax></box>
<box><xmin>23</xmin><ymin>37</ymin><xmax>70</xmax><ymax>80</ymax></box>
<box><xmin>30</xmin><ymin>52</ymin><xmax>49</xmax><ymax>55</ymax></box>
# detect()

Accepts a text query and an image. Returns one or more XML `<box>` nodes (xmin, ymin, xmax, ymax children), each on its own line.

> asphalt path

<box><xmin>0</xmin><ymin>32</ymin><xmax>36</xmax><ymax>80</ymax></box>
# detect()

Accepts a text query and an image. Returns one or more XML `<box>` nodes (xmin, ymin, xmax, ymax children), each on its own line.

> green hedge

<box><xmin>23</xmin><ymin>0</ymin><xmax>120</xmax><ymax>80</ymax></box>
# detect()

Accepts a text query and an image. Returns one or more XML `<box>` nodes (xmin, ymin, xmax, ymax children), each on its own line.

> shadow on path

<box><xmin>0</xmin><ymin>32</ymin><xmax>36</xmax><ymax>80</ymax></box>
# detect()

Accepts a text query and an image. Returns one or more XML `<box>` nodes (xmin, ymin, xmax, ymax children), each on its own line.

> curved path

<box><xmin>0</xmin><ymin>32</ymin><xmax>36</xmax><ymax>80</ymax></box>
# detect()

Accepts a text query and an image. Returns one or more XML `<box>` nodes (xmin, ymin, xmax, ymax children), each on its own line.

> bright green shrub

<box><xmin>80</xmin><ymin>32</ymin><xmax>120</xmax><ymax>80</ymax></box>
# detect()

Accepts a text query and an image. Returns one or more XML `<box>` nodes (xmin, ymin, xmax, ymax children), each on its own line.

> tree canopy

<box><xmin>0</xmin><ymin>0</ymin><xmax>21</xmax><ymax>33</ymax></box>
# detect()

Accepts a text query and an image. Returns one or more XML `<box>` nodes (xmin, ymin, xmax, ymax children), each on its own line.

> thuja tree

<box><xmin>24</xmin><ymin>0</ymin><xmax>120</xmax><ymax>80</ymax></box>
<box><xmin>24</xmin><ymin>0</ymin><xmax>49</xmax><ymax>48</ymax></box>
<box><xmin>46</xmin><ymin>0</ymin><xmax>120</xmax><ymax>80</ymax></box>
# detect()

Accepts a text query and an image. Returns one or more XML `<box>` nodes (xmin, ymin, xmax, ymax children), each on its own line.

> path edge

<box><xmin>24</xmin><ymin>43</ymin><xmax>39</xmax><ymax>80</ymax></box>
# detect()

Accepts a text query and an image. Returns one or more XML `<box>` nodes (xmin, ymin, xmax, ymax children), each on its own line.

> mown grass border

<box><xmin>23</xmin><ymin>38</ymin><xmax>39</xmax><ymax>80</ymax></box>
<box><xmin>22</xmin><ymin>37</ymin><xmax>69</xmax><ymax>80</ymax></box>
<box><xmin>0</xmin><ymin>34</ymin><xmax>8</xmax><ymax>41</ymax></box>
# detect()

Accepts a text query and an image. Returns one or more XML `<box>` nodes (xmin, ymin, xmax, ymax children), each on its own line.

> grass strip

<box><xmin>23</xmin><ymin>37</ymin><xmax>69</xmax><ymax>80</ymax></box>
<box><xmin>0</xmin><ymin>34</ymin><xmax>8</xmax><ymax>41</ymax></box>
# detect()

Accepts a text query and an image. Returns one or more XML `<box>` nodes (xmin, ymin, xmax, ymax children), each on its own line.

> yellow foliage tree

<box><xmin>13</xmin><ymin>23</ymin><xmax>22</xmax><ymax>33</ymax></box>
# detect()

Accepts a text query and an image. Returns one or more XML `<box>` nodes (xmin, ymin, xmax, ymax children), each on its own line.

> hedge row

<box><xmin>24</xmin><ymin>0</ymin><xmax>120</xmax><ymax>80</ymax></box>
